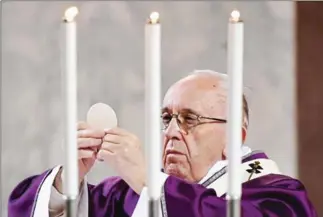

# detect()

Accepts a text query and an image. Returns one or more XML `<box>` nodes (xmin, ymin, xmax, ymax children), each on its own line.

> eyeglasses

<box><xmin>161</xmin><ymin>112</ymin><xmax>227</xmax><ymax>133</ymax></box>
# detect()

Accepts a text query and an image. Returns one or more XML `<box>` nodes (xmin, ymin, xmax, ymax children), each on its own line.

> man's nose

<box><xmin>164</xmin><ymin>118</ymin><xmax>182</xmax><ymax>140</ymax></box>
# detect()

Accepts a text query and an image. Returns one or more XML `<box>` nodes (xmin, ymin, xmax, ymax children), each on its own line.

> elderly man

<box><xmin>9</xmin><ymin>70</ymin><xmax>317</xmax><ymax>217</ymax></box>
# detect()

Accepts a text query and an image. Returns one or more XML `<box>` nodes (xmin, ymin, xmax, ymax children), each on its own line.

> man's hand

<box><xmin>97</xmin><ymin>127</ymin><xmax>146</xmax><ymax>195</ymax></box>
<box><xmin>54</xmin><ymin>121</ymin><xmax>105</xmax><ymax>193</ymax></box>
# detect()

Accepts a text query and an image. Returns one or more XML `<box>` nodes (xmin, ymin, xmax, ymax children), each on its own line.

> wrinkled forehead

<box><xmin>162</xmin><ymin>75</ymin><xmax>227</xmax><ymax>116</ymax></box>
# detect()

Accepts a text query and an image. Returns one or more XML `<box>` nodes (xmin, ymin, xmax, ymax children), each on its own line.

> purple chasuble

<box><xmin>8</xmin><ymin>152</ymin><xmax>318</xmax><ymax>217</ymax></box>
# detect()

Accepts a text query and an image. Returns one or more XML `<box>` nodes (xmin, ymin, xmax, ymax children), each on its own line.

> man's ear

<box><xmin>242</xmin><ymin>126</ymin><xmax>247</xmax><ymax>143</ymax></box>
<box><xmin>222</xmin><ymin>127</ymin><xmax>247</xmax><ymax>160</ymax></box>
<box><xmin>222</xmin><ymin>148</ymin><xmax>227</xmax><ymax>160</ymax></box>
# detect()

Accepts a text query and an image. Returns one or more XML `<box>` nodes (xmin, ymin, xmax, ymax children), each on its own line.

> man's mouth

<box><xmin>166</xmin><ymin>150</ymin><xmax>184</xmax><ymax>156</ymax></box>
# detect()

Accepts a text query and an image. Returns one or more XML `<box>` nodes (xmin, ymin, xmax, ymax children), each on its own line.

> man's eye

<box><xmin>185</xmin><ymin>116</ymin><xmax>195</xmax><ymax>120</ymax></box>
<box><xmin>183</xmin><ymin>114</ymin><xmax>197</xmax><ymax>124</ymax></box>
<box><xmin>161</xmin><ymin>114</ymin><xmax>172</xmax><ymax>123</ymax></box>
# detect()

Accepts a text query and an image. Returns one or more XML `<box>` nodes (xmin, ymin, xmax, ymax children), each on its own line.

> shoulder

<box><xmin>241</xmin><ymin>152</ymin><xmax>307</xmax><ymax>190</ymax></box>
<box><xmin>244</xmin><ymin>173</ymin><xmax>305</xmax><ymax>188</ymax></box>
<box><xmin>242</xmin><ymin>174</ymin><xmax>317</xmax><ymax>216</ymax></box>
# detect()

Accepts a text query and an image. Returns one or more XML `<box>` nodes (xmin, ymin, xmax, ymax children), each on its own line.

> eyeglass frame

<box><xmin>160</xmin><ymin>109</ymin><xmax>227</xmax><ymax>133</ymax></box>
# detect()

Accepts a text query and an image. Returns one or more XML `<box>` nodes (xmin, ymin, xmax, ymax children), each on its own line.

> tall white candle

<box><xmin>145</xmin><ymin>11</ymin><xmax>162</xmax><ymax>201</ymax></box>
<box><xmin>62</xmin><ymin>6</ymin><xmax>79</xmax><ymax>199</ymax></box>
<box><xmin>226</xmin><ymin>9</ymin><xmax>244</xmax><ymax>216</ymax></box>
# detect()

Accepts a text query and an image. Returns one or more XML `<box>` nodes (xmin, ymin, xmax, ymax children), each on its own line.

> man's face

<box><xmin>161</xmin><ymin>74</ymin><xmax>228</xmax><ymax>182</ymax></box>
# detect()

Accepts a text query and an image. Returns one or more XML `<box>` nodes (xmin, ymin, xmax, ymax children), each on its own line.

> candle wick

<box><xmin>230</xmin><ymin>10</ymin><xmax>241</xmax><ymax>23</ymax></box>
<box><xmin>63</xmin><ymin>6</ymin><xmax>79</xmax><ymax>23</ymax></box>
<box><xmin>148</xmin><ymin>11</ymin><xmax>160</xmax><ymax>24</ymax></box>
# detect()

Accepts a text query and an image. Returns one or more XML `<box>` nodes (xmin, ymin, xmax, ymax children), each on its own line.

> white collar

<box><xmin>198</xmin><ymin>145</ymin><xmax>252</xmax><ymax>184</ymax></box>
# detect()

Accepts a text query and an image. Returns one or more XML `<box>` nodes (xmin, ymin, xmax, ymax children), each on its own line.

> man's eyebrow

<box><xmin>161</xmin><ymin>107</ymin><xmax>170</xmax><ymax>113</ymax></box>
<box><xmin>180</xmin><ymin>108</ymin><xmax>201</xmax><ymax>115</ymax></box>
<box><xmin>161</xmin><ymin>107</ymin><xmax>201</xmax><ymax>115</ymax></box>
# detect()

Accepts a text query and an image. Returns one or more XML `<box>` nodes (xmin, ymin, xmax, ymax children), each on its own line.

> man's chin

<box><xmin>165</xmin><ymin>166</ymin><xmax>187</xmax><ymax>180</ymax></box>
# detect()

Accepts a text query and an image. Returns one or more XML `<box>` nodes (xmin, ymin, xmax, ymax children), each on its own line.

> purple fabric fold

<box><xmin>162</xmin><ymin>174</ymin><xmax>317</xmax><ymax>217</ymax></box>
<box><xmin>87</xmin><ymin>176</ymin><xmax>139</xmax><ymax>217</ymax></box>
<box><xmin>8</xmin><ymin>172</ymin><xmax>139</xmax><ymax>217</ymax></box>
<box><xmin>8</xmin><ymin>169</ymin><xmax>52</xmax><ymax>217</ymax></box>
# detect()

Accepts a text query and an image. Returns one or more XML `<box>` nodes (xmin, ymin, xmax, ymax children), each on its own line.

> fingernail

<box><xmin>96</xmin><ymin>155</ymin><xmax>104</xmax><ymax>162</ymax></box>
<box><xmin>96</xmin><ymin>150</ymin><xmax>103</xmax><ymax>161</ymax></box>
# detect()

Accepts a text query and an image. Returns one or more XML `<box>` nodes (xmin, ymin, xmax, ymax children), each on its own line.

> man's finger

<box><xmin>104</xmin><ymin>127</ymin><xmax>129</xmax><ymax>136</ymax></box>
<box><xmin>104</xmin><ymin>127</ymin><xmax>139</xmax><ymax>143</ymax></box>
<box><xmin>78</xmin><ymin>138</ymin><xmax>102</xmax><ymax>148</ymax></box>
<box><xmin>78</xmin><ymin>149</ymin><xmax>95</xmax><ymax>159</ymax></box>
<box><xmin>77</xmin><ymin>121</ymin><xmax>89</xmax><ymax>130</ymax></box>
<box><xmin>78</xmin><ymin>129</ymin><xmax>105</xmax><ymax>139</ymax></box>
<box><xmin>96</xmin><ymin>149</ymin><xmax>114</xmax><ymax>162</ymax></box>
<box><xmin>101</xmin><ymin>142</ymin><xmax>121</xmax><ymax>153</ymax></box>
<box><xmin>103</xmin><ymin>134</ymin><xmax>122</xmax><ymax>144</ymax></box>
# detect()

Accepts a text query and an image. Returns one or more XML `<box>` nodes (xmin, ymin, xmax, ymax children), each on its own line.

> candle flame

<box><xmin>148</xmin><ymin>12</ymin><xmax>160</xmax><ymax>24</ymax></box>
<box><xmin>64</xmin><ymin>6</ymin><xmax>79</xmax><ymax>22</ymax></box>
<box><xmin>230</xmin><ymin>10</ymin><xmax>241</xmax><ymax>22</ymax></box>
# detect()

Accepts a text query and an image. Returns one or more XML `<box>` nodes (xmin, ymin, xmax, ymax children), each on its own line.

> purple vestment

<box><xmin>8</xmin><ymin>152</ymin><xmax>318</xmax><ymax>217</ymax></box>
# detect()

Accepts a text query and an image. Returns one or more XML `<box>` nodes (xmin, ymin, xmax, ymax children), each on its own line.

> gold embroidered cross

<box><xmin>246</xmin><ymin>161</ymin><xmax>263</xmax><ymax>181</ymax></box>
